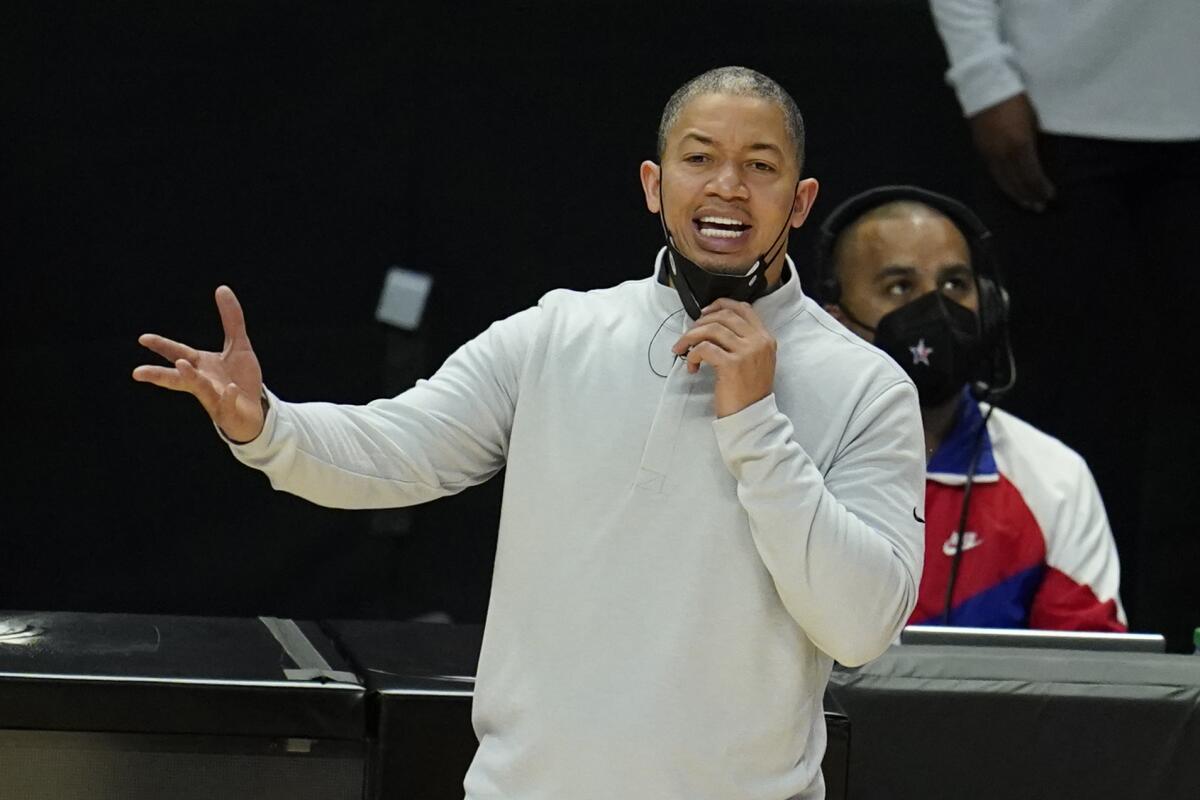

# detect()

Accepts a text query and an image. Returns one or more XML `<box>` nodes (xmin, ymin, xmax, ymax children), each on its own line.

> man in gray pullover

<box><xmin>134</xmin><ymin>66</ymin><xmax>924</xmax><ymax>800</ymax></box>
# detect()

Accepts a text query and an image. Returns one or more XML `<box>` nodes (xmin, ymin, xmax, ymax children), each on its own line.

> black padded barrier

<box><xmin>14</xmin><ymin>613</ymin><xmax>1197</xmax><ymax>800</ymax></box>
<box><xmin>323</xmin><ymin>620</ymin><xmax>852</xmax><ymax>800</ymax></box>
<box><xmin>827</xmin><ymin>644</ymin><xmax>1200</xmax><ymax>800</ymax></box>
<box><xmin>0</xmin><ymin>612</ymin><xmax>366</xmax><ymax>800</ymax></box>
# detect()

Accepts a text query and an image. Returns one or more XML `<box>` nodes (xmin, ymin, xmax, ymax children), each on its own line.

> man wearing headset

<box><xmin>134</xmin><ymin>68</ymin><xmax>925</xmax><ymax>800</ymax></box>
<box><xmin>816</xmin><ymin>186</ymin><xmax>1125</xmax><ymax>630</ymax></box>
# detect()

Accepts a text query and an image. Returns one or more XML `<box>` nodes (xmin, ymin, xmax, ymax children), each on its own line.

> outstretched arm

<box><xmin>224</xmin><ymin>305</ymin><xmax>537</xmax><ymax>509</ymax></box>
<box><xmin>133</xmin><ymin>285</ymin><xmax>266</xmax><ymax>443</ymax></box>
<box><xmin>135</xmin><ymin>285</ymin><xmax>539</xmax><ymax>510</ymax></box>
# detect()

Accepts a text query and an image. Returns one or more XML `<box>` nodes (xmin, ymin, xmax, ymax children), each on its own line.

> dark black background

<box><xmin>4</xmin><ymin>2</ymin><xmax>1185</xmax><ymax>646</ymax></box>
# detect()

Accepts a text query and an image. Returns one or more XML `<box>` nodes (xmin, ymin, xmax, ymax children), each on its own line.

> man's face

<box><xmin>640</xmin><ymin>93</ymin><xmax>818</xmax><ymax>275</ymax></box>
<box><xmin>830</xmin><ymin>211</ymin><xmax>978</xmax><ymax>341</ymax></box>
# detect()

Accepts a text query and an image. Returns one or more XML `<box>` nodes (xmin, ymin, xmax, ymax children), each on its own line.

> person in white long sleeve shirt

<box><xmin>931</xmin><ymin>0</ymin><xmax>1199</xmax><ymax>211</ymax></box>
<box><xmin>930</xmin><ymin>0</ymin><xmax>1200</xmax><ymax>648</ymax></box>
<box><xmin>133</xmin><ymin>66</ymin><xmax>925</xmax><ymax>800</ymax></box>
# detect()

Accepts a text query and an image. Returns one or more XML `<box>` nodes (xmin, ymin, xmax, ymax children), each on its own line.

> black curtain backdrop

<box><xmin>6</xmin><ymin>2</ymin><xmax>1182</xmax><ymax>646</ymax></box>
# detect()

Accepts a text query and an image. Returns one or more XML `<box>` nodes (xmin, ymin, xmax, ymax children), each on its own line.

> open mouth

<box><xmin>694</xmin><ymin>215</ymin><xmax>752</xmax><ymax>240</ymax></box>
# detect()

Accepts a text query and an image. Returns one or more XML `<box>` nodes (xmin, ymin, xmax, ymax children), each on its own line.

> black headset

<box><xmin>812</xmin><ymin>185</ymin><xmax>1015</xmax><ymax>401</ymax></box>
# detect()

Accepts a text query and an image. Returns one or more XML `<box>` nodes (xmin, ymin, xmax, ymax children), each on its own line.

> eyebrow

<box><xmin>873</xmin><ymin>263</ymin><xmax>974</xmax><ymax>282</ymax></box>
<box><xmin>938</xmin><ymin>263</ymin><xmax>974</xmax><ymax>279</ymax></box>
<box><xmin>747</xmin><ymin>142</ymin><xmax>784</xmax><ymax>156</ymax></box>
<box><xmin>874</xmin><ymin>265</ymin><xmax>917</xmax><ymax>282</ymax></box>
<box><xmin>680</xmin><ymin>132</ymin><xmax>784</xmax><ymax>157</ymax></box>
<box><xmin>682</xmin><ymin>132</ymin><xmax>715</xmax><ymax>147</ymax></box>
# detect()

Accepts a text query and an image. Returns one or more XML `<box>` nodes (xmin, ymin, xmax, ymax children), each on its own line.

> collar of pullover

<box><xmin>927</xmin><ymin>387</ymin><xmax>1000</xmax><ymax>486</ymax></box>
<box><xmin>649</xmin><ymin>246</ymin><xmax>807</xmax><ymax>332</ymax></box>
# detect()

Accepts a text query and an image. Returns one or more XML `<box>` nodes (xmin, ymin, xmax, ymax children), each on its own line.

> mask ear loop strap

<box><xmin>835</xmin><ymin>303</ymin><xmax>878</xmax><ymax>334</ymax></box>
<box><xmin>656</xmin><ymin>179</ymin><xmax>707</xmax><ymax>319</ymax></box>
<box><xmin>656</xmin><ymin>173</ymin><xmax>801</xmax><ymax>278</ymax></box>
<box><xmin>758</xmin><ymin>186</ymin><xmax>798</xmax><ymax>273</ymax></box>
<box><xmin>656</xmin><ymin>178</ymin><xmax>676</xmax><ymax>246</ymax></box>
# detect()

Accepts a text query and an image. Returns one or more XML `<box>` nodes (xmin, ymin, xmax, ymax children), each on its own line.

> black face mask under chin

<box><xmin>658</xmin><ymin>181</ymin><xmax>794</xmax><ymax>320</ymax></box>
<box><xmin>843</xmin><ymin>291</ymin><xmax>984</xmax><ymax>407</ymax></box>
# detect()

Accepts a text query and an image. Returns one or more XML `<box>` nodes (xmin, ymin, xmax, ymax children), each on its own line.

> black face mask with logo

<box><xmin>846</xmin><ymin>291</ymin><xmax>984</xmax><ymax>407</ymax></box>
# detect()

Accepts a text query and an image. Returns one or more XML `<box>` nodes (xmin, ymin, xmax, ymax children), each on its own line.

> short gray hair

<box><xmin>657</xmin><ymin>66</ymin><xmax>806</xmax><ymax>172</ymax></box>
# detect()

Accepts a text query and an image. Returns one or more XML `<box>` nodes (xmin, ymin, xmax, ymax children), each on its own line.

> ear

<box><xmin>789</xmin><ymin>177</ymin><xmax>820</xmax><ymax>229</ymax></box>
<box><xmin>640</xmin><ymin>161</ymin><xmax>662</xmax><ymax>214</ymax></box>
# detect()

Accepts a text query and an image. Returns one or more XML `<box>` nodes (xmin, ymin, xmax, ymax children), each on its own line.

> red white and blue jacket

<box><xmin>909</xmin><ymin>390</ymin><xmax>1126</xmax><ymax>631</ymax></box>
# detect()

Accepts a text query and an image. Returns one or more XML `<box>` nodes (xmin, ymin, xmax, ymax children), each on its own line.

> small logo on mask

<box><xmin>942</xmin><ymin>530</ymin><xmax>982</xmax><ymax>556</ymax></box>
<box><xmin>910</xmin><ymin>338</ymin><xmax>934</xmax><ymax>366</ymax></box>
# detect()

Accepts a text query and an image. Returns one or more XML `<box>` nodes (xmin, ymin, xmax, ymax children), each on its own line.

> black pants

<box><xmin>975</xmin><ymin>134</ymin><xmax>1200</xmax><ymax>650</ymax></box>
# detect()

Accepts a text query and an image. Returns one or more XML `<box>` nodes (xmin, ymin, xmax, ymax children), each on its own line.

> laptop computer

<box><xmin>901</xmin><ymin>625</ymin><xmax>1166</xmax><ymax>653</ymax></box>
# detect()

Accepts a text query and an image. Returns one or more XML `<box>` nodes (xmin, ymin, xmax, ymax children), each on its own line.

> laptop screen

<box><xmin>901</xmin><ymin>625</ymin><xmax>1166</xmax><ymax>653</ymax></box>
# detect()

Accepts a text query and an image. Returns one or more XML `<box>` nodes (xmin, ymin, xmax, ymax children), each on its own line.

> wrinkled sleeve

<box><xmin>713</xmin><ymin>382</ymin><xmax>925</xmax><ymax>666</ymax></box>
<box><xmin>224</xmin><ymin>305</ymin><xmax>541</xmax><ymax>509</ymax></box>
<box><xmin>930</xmin><ymin>0</ymin><xmax>1026</xmax><ymax>117</ymax></box>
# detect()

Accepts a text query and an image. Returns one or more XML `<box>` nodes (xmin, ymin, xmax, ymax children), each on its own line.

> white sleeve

<box><xmin>1030</xmin><ymin>449</ymin><xmax>1127</xmax><ymax>628</ymax></box>
<box><xmin>225</xmin><ymin>305</ymin><xmax>540</xmax><ymax>509</ymax></box>
<box><xmin>929</xmin><ymin>0</ymin><xmax>1026</xmax><ymax>116</ymax></box>
<box><xmin>712</xmin><ymin>382</ymin><xmax>926</xmax><ymax>667</ymax></box>
<box><xmin>990</xmin><ymin>410</ymin><xmax>1126</xmax><ymax>630</ymax></box>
